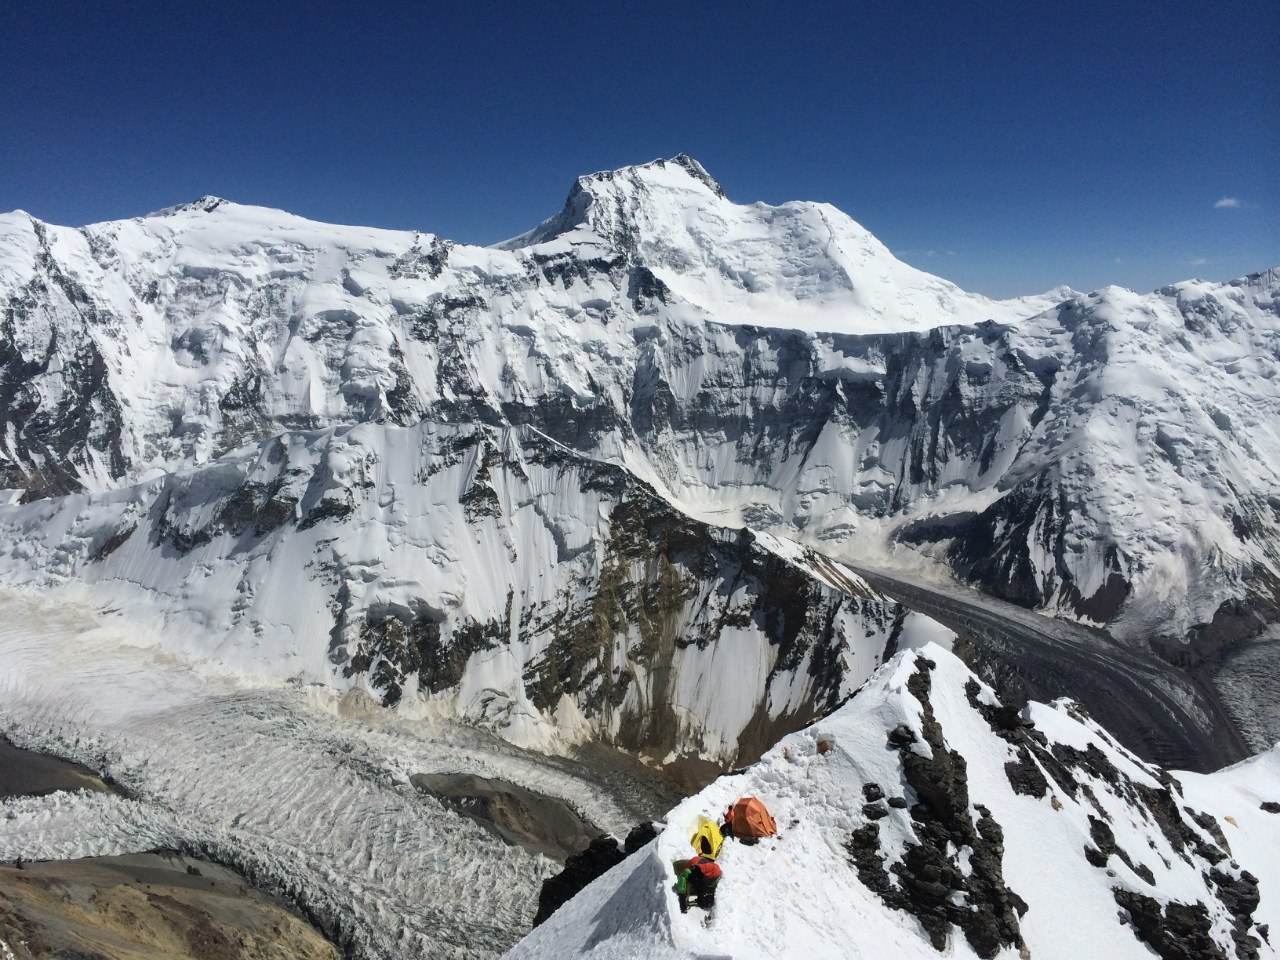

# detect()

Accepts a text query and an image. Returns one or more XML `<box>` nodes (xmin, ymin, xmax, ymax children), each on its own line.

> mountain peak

<box><xmin>496</xmin><ymin>155</ymin><xmax>727</xmax><ymax>249</ymax></box>
<box><xmin>666</xmin><ymin>153</ymin><xmax>727</xmax><ymax>198</ymax></box>
<box><xmin>578</xmin><ymin>154</ymin><xmax>726</xmax><ymax>201</ymax></box>
<box><xmin>145</xmin><ymin>195</ymin><xmax>233</xmax><ymax>218</ymax></box>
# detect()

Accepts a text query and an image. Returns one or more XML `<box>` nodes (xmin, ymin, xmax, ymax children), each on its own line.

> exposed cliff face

<box><xmin>1</xmin><ymin>155</ymin><xmax>1277</xmax><ymax>719</ymax></box>
<box><xmin>0</xmin><ymin>417</ymin><xmax>913</xmax><ymax>768</ymax></box>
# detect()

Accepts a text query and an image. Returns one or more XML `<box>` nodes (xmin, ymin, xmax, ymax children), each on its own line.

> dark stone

<box><xmin>888</xmin><ymin>796</ymin><xmax>908</xmax><ymax>809</ymax></box>
<box><xmin>533</xmin><ymin>821</ymin><xmax>657</xmax><ymax>927</ymax></box>
<box><xmin>862</xmin><ymin>802</ymin><xmax>889</xmax><ymax>820</ymax></box>
<box><xmin>1261</xmin><ymin>801</ymin><xmax>1280</xmax><ymax>814</ymax></box>
<box><xmin>1114</xmin><ymin>889</ymin><xmax>1227</xmax><ymax>960</ymax></box>
<box><xmin>1085</xmin><ymin>815</ymin><xmax>1155</xmax><ymax>885</ymax></box>
<box><xmin>1004</xmin><ymin>746</ymin><xmax>1049</xmax><ymax>798</ymax></box>
<box><xmin>847</xmin><ymin>656</ymin><xmax>1028</xmax><ymax>959</ymax></box>
<box><xmin>862</xmin><ymin>782</ymin><xmax>885</xmax><ymax>802</ymax></box>
<box><xmin>887</xmin><ymin>724</ymin><xmax>917</xmax><ymax>748</ymax></box>
<box><xmin>1209</xmin><ymin>867</ymin><xmax>1262</xmax><ymax>959</ymax></box>
<box><xmin>1183</xmin><ymin>806</ymin><xmax>1232</xmax><ymax>859</ymax></box>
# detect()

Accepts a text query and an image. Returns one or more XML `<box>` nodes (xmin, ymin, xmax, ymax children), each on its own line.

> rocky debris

<box><xmin>532</xmin><ymin>822</ymin><xmax>658</xmax><ymax>927</ymax></box>
<box><xmin>1004</xmin><ymin>744</ymin><xmax>1050</xmax><ymax>798</ymax></box>
<box><xmin>1184</xmin><ymin>806</ymin><xmax>1232</xmax><ymax>855</ymax></box>
<box><xmin>1261</xmin><ymin>800</ymin><xmax>1280</xmax><ymax>813</ymax></box>
<box><xmin>1085</xmin><ymin>815</ymin><xmax>1156</xmax><ymax>884</ymax></box>
<box><xmin>962</xmin><ymin>655</ymin><xmax>1270</xmax><ymax>959</ymax></box>
<box><xmin>0</xmin><ymin>852</ymin><xmax>338</xmax><ymax>960</ymax></box>
<box><xmin>410</xmin><ymin>773</ymin><xmax>598</xmax><ymax>863</ymax></box>
<box><xmin>1210</xmin><ymin>867</ymin><xmax>1263</xmax><ymax>959</ymax></box>
<box><xmin>1114</xmin><ymin>889</ymin><xmax>1225</xmax><ymax>960</ymax></box>
<box><xmin>847</xmin><ymin>655</ymin><xmax>1028</xmax><ymax>959</ymax></box>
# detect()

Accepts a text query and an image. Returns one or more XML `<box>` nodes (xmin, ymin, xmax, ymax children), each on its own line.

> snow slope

<box><xmin>0</xmin><ymin>420</ymin><xmax>918</xmax><ymax>770</ymax></box>
<box><xmin>510</xmin><ymin>644</ymin><xmax>1280</xmax><ymax>960</ymax></box>
<box><xmin>498</xmin><ymin>155</ymin><xmax>1069</xmax><ymax>334</ymax></box>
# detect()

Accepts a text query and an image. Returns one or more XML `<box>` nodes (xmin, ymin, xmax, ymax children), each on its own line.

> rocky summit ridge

<box><xmin>509</xmin><ymin>645</ymin><xmax>1280</xmax><ymax>960</ymax></box>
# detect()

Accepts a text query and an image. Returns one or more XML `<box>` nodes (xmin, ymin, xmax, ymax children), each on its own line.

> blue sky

<box><xmin>3</xmin><ymin>1</ymin><xmax>1275</xmax><ymax>297</ymax></box>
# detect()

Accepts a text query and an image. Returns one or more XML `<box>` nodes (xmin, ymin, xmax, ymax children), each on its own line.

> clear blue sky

<box><xmin>3</xmin><ymin>1</ymin><xmax>1275</xmax><ymax>297</ymax></box>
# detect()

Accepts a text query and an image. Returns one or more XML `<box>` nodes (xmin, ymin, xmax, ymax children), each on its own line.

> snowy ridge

<box><xmin>510</xmin><ymin>645</ymin><xmax>1280</xmax><ymax>960</ymax></box>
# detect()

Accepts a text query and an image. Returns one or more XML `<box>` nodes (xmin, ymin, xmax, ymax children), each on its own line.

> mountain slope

<box><xmin>508</xmin><ymin>645</ymin><xmax>1280</xmax><ymax>960</ymax></box>
<box><xmin>0</xmin><ymin>418</ymin><xmax>924</xmax><ymax>771</ymax></box>
<box><xmin>1</xmin><ymin>155</ymin><xmax>1277</xmax><ymax>736</ymax></box>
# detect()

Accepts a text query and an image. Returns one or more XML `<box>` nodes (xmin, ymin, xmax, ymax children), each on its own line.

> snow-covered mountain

<box><xmin>0</xmin><ymin>417</ymin><xmax>925</xmax><ymax>770</ymax></box>
<box><xmin>2</xmin><ymin>155</ymin><xmax>1277</xmax><ymax>769</ymax></box>
<box><xmin>510</xmin><ymin>644</ymin><xmax>1280</xmax><ymax>960</ymax></box>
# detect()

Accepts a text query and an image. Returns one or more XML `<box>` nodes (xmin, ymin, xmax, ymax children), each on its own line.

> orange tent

<box><xmin>730</xmin><ymin>796</ymin><xmax>777</xmax><ymax>839</ymax></box>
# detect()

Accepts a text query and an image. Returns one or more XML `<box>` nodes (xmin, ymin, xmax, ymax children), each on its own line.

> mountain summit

<box><xmin>499</xmin><ymin>154</ymin><xmax>1071</xmax><ymax>332</ymax></box>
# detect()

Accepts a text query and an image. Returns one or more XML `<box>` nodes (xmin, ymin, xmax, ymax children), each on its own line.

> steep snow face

<box><xmin>941</xmin><ymin>273</ymin><xmax>1280</xmax><ymax>647</ymax></box>
<box><xmin>0</xmin><ymin>421</ymin><xmax>917</xmax><ymax>768</ymax></box>
<box><xmin>510</xmin><ymin>645</ymin><xmax>1280</xmax><ymax>960</ymax></box>
<box><xmin>500</xmin><ymin>155</ymin><xmax>1065</xmax><ymax>334</ymax></box>
<box><xmin>1</xmin><ymin>157</ymin><xmax>1277</xmax><ymax>661</ymax></box>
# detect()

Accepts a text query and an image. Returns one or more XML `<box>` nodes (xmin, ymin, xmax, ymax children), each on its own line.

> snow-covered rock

<box><xmin>509</xmin><ymin>644</ymin><xmax>1280</xmax><ymax>960</ymax></box>
<box><xmin>1</xmin><ymin>154</ymin><xmax>1277</xmax><ymax>734</ymax></box>
<box><xmin>0</xmin><ymin>419</ymin><xmax>918</xmax><ymax>769</ymax></box>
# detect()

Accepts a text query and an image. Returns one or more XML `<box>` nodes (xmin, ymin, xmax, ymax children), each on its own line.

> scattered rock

<box><xmin>847</xmin><ymin>656</ymin><xmax>1028</xmax><ymax>959</ymax></box>
<box><xmin>1114</xmin><ymin>889</ymin><xmax>1226</xmax><ymax>960</ymax></box>
<box><xmin>1004</xmin><ymin>746</ymin><xmax>1050</xmax><ymax>798</ymax></box>
<box><xmin>887</xmin><ymin>724</ymin><xmax>917</xmax><ymax>748</ymax></box>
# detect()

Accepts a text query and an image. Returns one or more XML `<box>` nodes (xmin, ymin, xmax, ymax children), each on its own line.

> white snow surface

<box><xmin>0</xmin><ymin>420</ymin><xmax>910</xmax><ymax>764</ymax></box>
<box><xmin>498</xmin><ymin>155</ymin><xmax>1069</xmax><ymax>334</ymax></box>
<box><xmin>509</xmin><ymin>644</ymin><xmax>1280</xmax><ymax>960</ymax></box>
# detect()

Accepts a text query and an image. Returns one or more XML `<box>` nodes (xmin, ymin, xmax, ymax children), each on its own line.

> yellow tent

<box><xmin>687</xmin><ymin>815</ymin><xmax>724</xmax><ymax>858</ymax></box>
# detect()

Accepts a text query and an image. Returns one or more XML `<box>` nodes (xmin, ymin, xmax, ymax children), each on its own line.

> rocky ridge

<box><xmin>508</xmin><ymin>645</ymin><xmax>1280</xmax><ymax>960</ymax></box>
